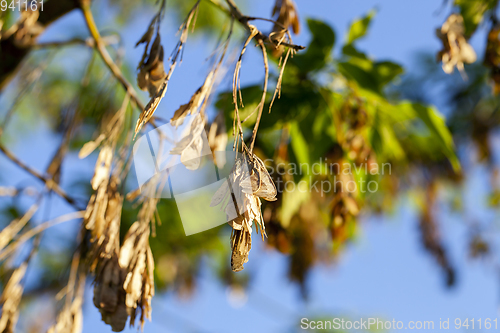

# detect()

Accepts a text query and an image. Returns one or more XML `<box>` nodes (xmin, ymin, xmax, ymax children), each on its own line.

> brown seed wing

<box><xmin>231</xmin><ymin>229</ymin><xmax>252</xmax><ymax>272</ymax></box>
<box><xmin>252</xmin><ymin>156</ymin><xmax>277</xmax><ymax>201</ymax></box>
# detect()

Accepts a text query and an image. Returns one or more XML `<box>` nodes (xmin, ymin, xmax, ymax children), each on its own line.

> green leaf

<box><xmin>338</xmin><ymin>60</ymin><xmax>403</xmax><ymax>93</ymax></box>
<box><xmin>346</xmin><ymin>9</ymin><xmax>376</xmax><ymax>44</ymax></box>
<box><xmin>455</xmin><ymin>0</ymin><xmax>497</xmax><ymax>36</ymax></box>
<box><xmin>280</xmin><ymin>184</ymin><xmax>310</xmax><ymax>228</ymax></box>
<box><xmin>338</xmin><ymin>62</ymin><xmax>380</xmax><ymax>93</ymax></box>
<box><xmin>371</xmin><ymin>110</ymin><xmax>407</xmax><ymax>162</ymax></box>
<box><xmin>411</xmin><ymin>103</ymin><xmax>461</xmax><ymax>171</ymax></box>
<box><xmin>373</xmin><ymin>61</ymin><xmax>404</xmax><ymax>87</ymax></box>
<box><xmin>342</xmin><ymin>44</ymin><xmax>368</xmax><ymax>59</ymax></box>
<box><xmin>291</xmin><ymin>19</ymin><xmax>335</xmax><ymax>73</ymax></box>
<box><xmin>289</xmin><ymin>122</ymin><xmax>310</xmax><ymax>167</ymax></box>
<box><xmin>279</xmin><ymin>122</ymin><xmax>312</xmax><ymax>228</ymax></box>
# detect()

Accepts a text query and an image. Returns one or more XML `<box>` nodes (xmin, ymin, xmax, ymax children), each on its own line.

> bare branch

<box><xmin>0</xmin><ymin>144</ymin><xmax>84</xmax><ymax>210</ymax></box>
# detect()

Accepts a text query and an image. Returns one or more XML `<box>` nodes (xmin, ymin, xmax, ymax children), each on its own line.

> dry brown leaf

<box><xmin>137</xmin><ymin>33</ymin><xmax>167</xmax><ymax>98</ymax></box>
<box><xmin>170</xmin><ymin>71</ymin><xmax>214</xmax><ymax>126</ymax></box>
<box><xmin>231</xmin><ymin>229</ymin><xmax>251</xmax><ymax>272</ymax></box>
<box><xmin>134</xmin><ymin>2</ymin><xmax>200</xmax><ymax>137</ymax></box>
<box><xmin>270</xmin><ymin>0</ymin><xmax>300</xmax><ymax>56</ymax></box>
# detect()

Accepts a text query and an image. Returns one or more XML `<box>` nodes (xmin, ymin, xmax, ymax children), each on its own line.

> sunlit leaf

<box><xmin>346</xmin><ymin>9</ymin><xmax>376</xmax><ymax>44</ymax></box>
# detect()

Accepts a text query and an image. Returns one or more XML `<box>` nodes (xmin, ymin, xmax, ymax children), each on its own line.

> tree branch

<box><xmin>0</xmin><ymin>144</ymin><xmax>85</xmax><ymax>210</ymax></box>
<box><xmin>80</xmin><ymin>2</ymin><xmax>146</xmax><ymax>111</ymax></box>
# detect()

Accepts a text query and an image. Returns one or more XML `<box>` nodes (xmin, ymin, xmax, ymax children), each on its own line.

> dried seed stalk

<box><xmin>249</xmin><ymin>40</ymin><xmax>269</xmax><ymax>153</ymax></box>
<box><xmin>0</xmin><ymin>200</ymin><xmax>40</xmax><ymax>253</ymax></box>
<box><xmin>269</xmin><ymin>47</ymin><xmax>293</xmax><ymax>111</ymax></box>
<box><xmin>232</xmin><ymin>25</ymin><xmax>259</xmax><ymax>151</ymax></box>
<box><xmin>0</xmin><ymin>263</ymin><xmax>27</xmax><ymax>333</ymax></box>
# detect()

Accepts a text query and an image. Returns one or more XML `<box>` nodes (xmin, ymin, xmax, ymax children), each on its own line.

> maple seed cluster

<box><xmin>211</xmin><ymin>152</ymin><xmax>277</xmax><ymax>272</ymax></box>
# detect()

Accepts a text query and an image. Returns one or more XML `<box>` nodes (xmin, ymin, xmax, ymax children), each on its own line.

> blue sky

<box><xmin>1</xmin><ymin>0</ymin><xmax>499</xmax><ymax>332</ymax></box>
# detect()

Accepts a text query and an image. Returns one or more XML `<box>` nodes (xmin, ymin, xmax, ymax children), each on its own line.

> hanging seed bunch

<box><xmin>211</xmin><ymin>151</ymin><xmax>277</xmax><ymax>271</ymax></box>
<box><xmin>167</xmin><ymin>20</ymin><xmax>228</xmax><ymax>170</ymax></box>
<box><xmin>341</xmin><ymin>100</ymin><xmax>371</xmax><ymax>165</ymax></box>
<box><xmin>82</xmin><ymin>152</ymin><xmax>126</xmax><ymax>329</ymax></box>
<box><xmin>329</xmin><ymin>160</ymin><xmax>360</xmax><ymax>245</ymax></box>
<box><xmin>89</xmin><ymin>178</ymin><xmax>128</xmax><ymax>332</ymax></box>
<box><xmin>169</xmin><ymin>71</ymin><xmax>216</xmax><ymax>170</ymax></box>
<box><xmin>79</xmin><ymin>95</ymin><xmax>145</xmax><ymax>331</ymax></box>
<box><xmin>85</xmin><ymin>154</ymin><xmax>158</xmax><ymax>330</ymax></box>
<box><xmin>87</xmin><ymin>174</ymin><xmax>158</xmax><ymax>331</ymax></box>
<box><xmin>81</xmin><ymin>99</ymin><xmax>128</xmax><ymax>274</ymax></box>
<box><xmin>118</xmin><ymin>220</ymin><xmax>154</xmax><ymax>330</ymax></box>
<box><xmin>123</xmin><ymin>172</ymin><xmax>163</xmax><ymax>328</ymax></box>
<box><xmin>224</xmin><ymin>0</ymin><xmax>303</xmax><ymax>271</ymax></box>
<box><xmin>436</xmin><ymin>13</ymin><xmax>477</xmax><ymax>77</ymax></box>
<box><xmin>329</xmin><ymin>97</ymin><xmax>370</xmax><ymax>246</ymax></box>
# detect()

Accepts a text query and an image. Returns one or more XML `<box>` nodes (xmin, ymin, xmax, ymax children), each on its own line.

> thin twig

<box><xmin>33</xmin><ymin>35</ymin><xmax>119</xmax><ymax>49</ymax></box>
<box><xmin>250</xmin><ymin>40</ymin><xmax>269</xmax><ymax>153</ymax></box>
<box><xmin>0</xmin><ymin>211</ymin><xmax>85</xmax><ymax>261</ymax></box>
<box><xmin>0</xmin><ymin>55</ymin><xmax>53</xmax><ymax>139</ymax></box>
<box><xmin>232</xmin><ymin>26</ymin><xmax>259</xmax><ymax>151</ymax></box>
<box><xmin>269</xmin><ymin>48</ymin><xmax>292</xmax><ymax>112</ymax></box>
<box><xmin>0</xmin><ymin>196</ymin><xmax>42</xmax><ymax>253</ymax></box>
<box><xmin>0</xmin><ymin>144</ymin><xmax>84</xmax><ymax>210</ymax></box>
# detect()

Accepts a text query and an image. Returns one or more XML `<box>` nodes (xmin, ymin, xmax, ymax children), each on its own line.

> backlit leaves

<box><xmin>455</xmin><ymin>0</ymin><xmax>497</xmax><ymax>36</ymax></box>
<box><xmin>346</xmin><ymin>9</ymin><xmax>376</xmax><ymax>44</ymax></box>
<box><xmin>290</xmin><ymin>19</ymin><xmax>335</xmax><ymax>73</ymax></box>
